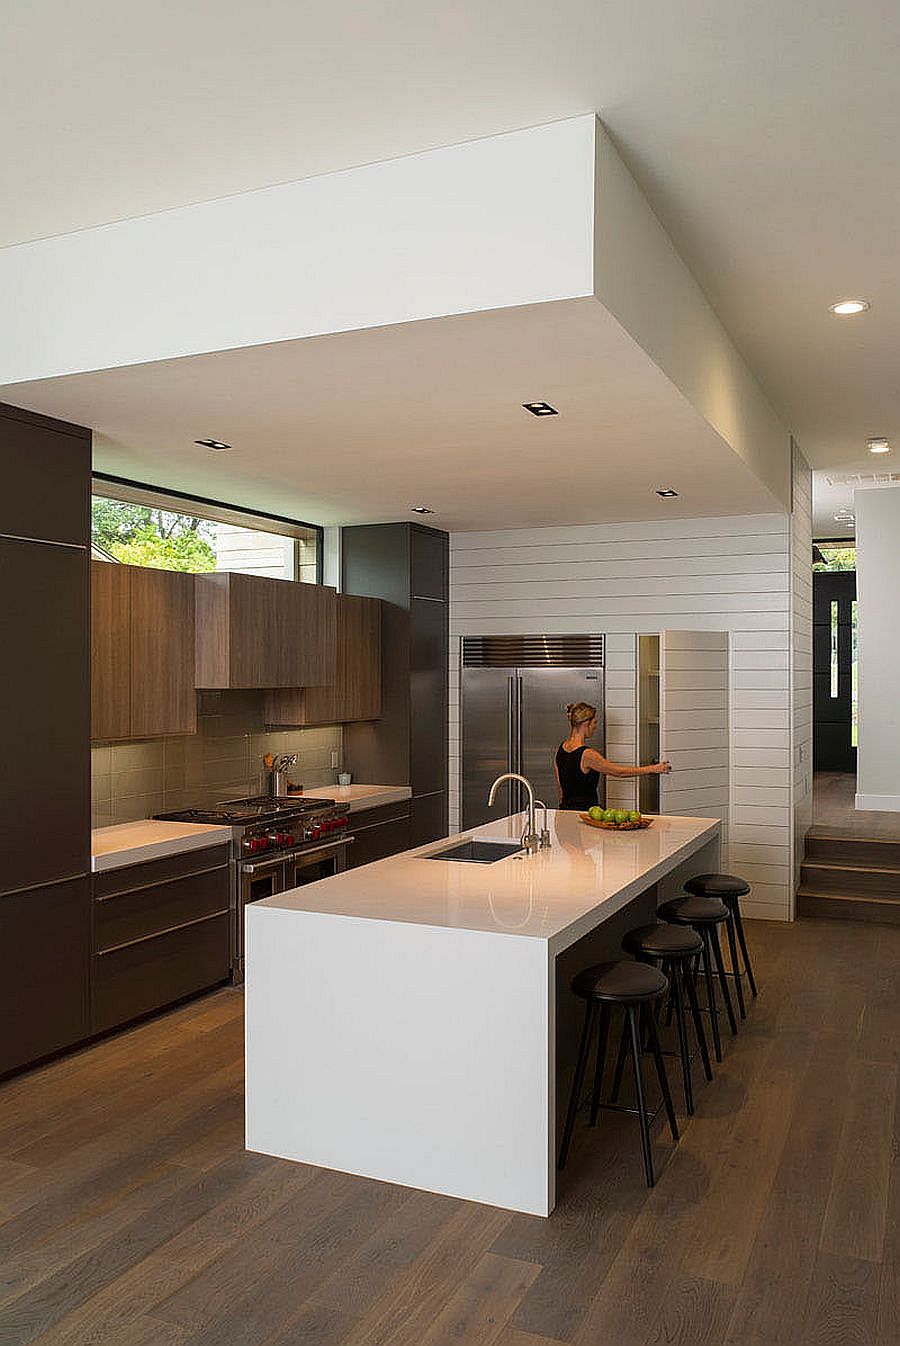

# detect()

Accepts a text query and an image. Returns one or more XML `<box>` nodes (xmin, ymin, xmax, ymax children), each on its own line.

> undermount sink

<box><xmin>426</xmin><ymin>839</ymin><xmax>524</xmax><ymax>864</ymax></box>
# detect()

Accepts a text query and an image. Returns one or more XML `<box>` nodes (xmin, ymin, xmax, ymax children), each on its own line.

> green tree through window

<box><xmin>91</xmin><ymin>498</ymin><xmax>216</xmax><ymax>572</ymax></box>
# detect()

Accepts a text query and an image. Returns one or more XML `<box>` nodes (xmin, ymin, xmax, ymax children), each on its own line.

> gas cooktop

<box><xmin>155</xmin><ymin>795</ymin><xmax>334</xmax><ymax>826</ymax></box>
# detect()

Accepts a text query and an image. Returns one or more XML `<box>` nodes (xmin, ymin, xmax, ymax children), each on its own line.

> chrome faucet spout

<box><xmin>486</xmin><ymin>772</ymin><xmax>540</xmax><ymax>854</ymax></box>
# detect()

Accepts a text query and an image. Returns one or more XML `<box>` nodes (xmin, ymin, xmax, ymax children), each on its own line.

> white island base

<box><xmin>245</xmin><ymin>810</ymin><xmax>720</xmax><ymax>1216</ymax></box>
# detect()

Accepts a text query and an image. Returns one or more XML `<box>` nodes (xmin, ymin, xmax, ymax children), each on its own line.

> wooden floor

<box><xmin>812</xmin><ymin>771</ymin><xmax>900</xmax><ymax>840</ymax></box>
<box><xmin>2</xmin><ymin>916</ymin><xmax>899</xmax><ymax>1346</ymax></box>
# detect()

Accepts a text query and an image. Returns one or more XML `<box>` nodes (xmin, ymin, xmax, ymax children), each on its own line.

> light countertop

<box><xmin>251</xmin><ymin>809</ymin><xmax>719</xmax><ymax>955</ymax></box>
<box><xmin>290</xmin><ymin>784</ymin><xmax>412</xmax><ymax>813</ymax></box>
<box><xmin>91</xmin><ymin>820</ymin><xmax>233</xmax><ymax>872</ymax></box>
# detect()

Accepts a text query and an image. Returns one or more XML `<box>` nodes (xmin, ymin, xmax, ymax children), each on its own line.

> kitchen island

<box><xmin>245</xmin><ymin>809</ymin><xmax>719</xmax><ymax>1215</ymax></box>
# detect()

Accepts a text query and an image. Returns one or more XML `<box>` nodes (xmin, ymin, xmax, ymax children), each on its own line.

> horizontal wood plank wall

<box><xmin>449</xmin><ymin>514</ymin><xmax>793</xmax><ymax>920</ymax></box>
<box><xmin>660</xmin><ymin>630</ymin><xmax>730</xmax><ymax>844</ymax></box>
<box><xmin>791</xmin><ymin>443</ymin><xmax>813</xmax><ymax>900</ymax></box>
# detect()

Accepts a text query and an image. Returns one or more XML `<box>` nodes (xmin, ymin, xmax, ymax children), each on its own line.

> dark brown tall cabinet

<box><xmin>0</xmin><ymin>402</ymin><xmax>91</xmax><ymax>1076</ymax></box>
<box><xmin>343</xmin><ymin>523</ymin><xmax>449</xmax><ymax>848</ymax></box>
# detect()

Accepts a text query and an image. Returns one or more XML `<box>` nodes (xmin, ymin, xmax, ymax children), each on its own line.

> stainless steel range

<box><xmin>154</xmin><ymin>795</ymin><xmax>353</xmax><ymax>981</ymax></box>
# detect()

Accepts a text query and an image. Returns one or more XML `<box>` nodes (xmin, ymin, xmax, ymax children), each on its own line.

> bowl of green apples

<box><xmin>580</xmin><ymin>807</ymin><xmax>651</xmax><ymax>831</ymax></box>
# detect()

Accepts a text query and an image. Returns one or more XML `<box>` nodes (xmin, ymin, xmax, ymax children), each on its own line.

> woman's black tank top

<box><xmin>556</xmin><ymin>743</ymin><xmax>601</xmax><ymax>811</ymax></box>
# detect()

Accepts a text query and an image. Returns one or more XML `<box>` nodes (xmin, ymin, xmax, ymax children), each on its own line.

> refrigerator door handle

<box><xmin>507</xmin><ymin>674</ymin><xmax>517</xmax><ymax>815</ymax></box>
<box><xmin>515</xmin><ymin>673</ymin><xmax>524</xmax><ymax>813</ymax></box>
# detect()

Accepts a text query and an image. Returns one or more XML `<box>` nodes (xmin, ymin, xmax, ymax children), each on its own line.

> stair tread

<box><xmin>807</xmin><ymin>832</ymin><xmax>900</xmax><ymax>847</ymax></box>
<box><xmin>801</xmin><ymin>859</ymin><xmax>900</xmax><ymax>875</ymax></box>
<box><xmin>797</xmin><ymin>888</ymin><xmax>900</xmax><ymax>904</ymax></box>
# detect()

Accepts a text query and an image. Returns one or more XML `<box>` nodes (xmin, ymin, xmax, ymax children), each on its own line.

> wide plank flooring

<box><xmin>1</xmin><ymin>916</ymin><xmax>898</xmax><ymax>1345</ymax></box>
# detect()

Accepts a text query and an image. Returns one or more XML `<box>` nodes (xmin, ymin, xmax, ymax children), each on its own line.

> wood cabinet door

<box><xmin>130</xmin><ymin>567</ymin><xmax>197</xmax><ymax>737</ymax></box>
<box><xmin>91</xmin><ymin>561</ymin><xmax>132</xmax><ymax>742</ymax></box>
<box><xmin>264</xmin><ymin>592</ymin><xmax>380</xmax><ymax>725</ymax></box>
<box><xmin>0</xmin><ymin>877</ymin><xmax>90</xmax><ymax>1075</ymax></box>
<box><xmin>340</xmin><ymin>593</ymin><xmax>381</xmax><ymax>720</ymax></box>
<box><xmin>274</xmin><ymin>580</ymin><xmax>336</xmax><ymax>686</ymax></box>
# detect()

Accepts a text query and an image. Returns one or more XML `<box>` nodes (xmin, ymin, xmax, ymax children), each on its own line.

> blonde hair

<box><xmin>565</xmin><ymin>701</ymin><xmax>597</xmax><ymax>729</ymax></box>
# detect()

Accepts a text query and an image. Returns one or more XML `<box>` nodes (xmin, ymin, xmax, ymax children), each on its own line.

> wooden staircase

<box><xmin>798</xmin><ymin>832</ymin><xmax>900</xmax><ymax>923</ymax></box>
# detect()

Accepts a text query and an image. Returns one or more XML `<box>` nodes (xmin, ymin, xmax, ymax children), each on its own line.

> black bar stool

<box><xmin>558</xmin><ymin>961</ymin><xmax>678</xmax><ymax>1188</ymax></box>
<box><xmin>657</xmin><ymin>895</ymin><xmax>738</xmax><ymax>1063</ymax></box>
<box><xmin>619</xmin><ymin>922</ymin><xmax>713</xmax><ymax>1115</ymax></box>
<box><xmin>684</xmin><ymin>873</ymin><xmax>757</xmax><ymax>1009</ymax></box>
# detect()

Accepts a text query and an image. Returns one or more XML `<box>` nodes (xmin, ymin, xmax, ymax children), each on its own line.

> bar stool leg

<box><xmin>700</xmin><ymin>930</ymin><xmax>723</xmax><ymax>1063</ymax></box>
<box><xmin>684</xmin><ymin>958</ymin><xmax>713</xmax><ymax>1081</ymax></box>
<box><xmin>645</xmin><ymin>1004</ymin><xmax>679</xmax><ymax>1141</ymax></box>
<box><xmin>670</xmin><ymin>962</ymin><xmax>695</xmax><ymax>1114</ymax></box>
<box><xmin>610</xmin><ymin>1018</ymin><xmax>629</xmax><ymax>1104</ymax></box>
<box><xmin>710</xmin><ymin>926</ymin><xmax>739</xmax><ymax>1036</ymax></box>
<box><xmin>558</xmin><ymin>1000</ymin><xmax>596</xmax><ymax>1170</ymax></box>
<box><xmin>725</xmin><ymin>913</ymin><xmax>747</xmax><ymax>1020</ymax></box>
<box><xmin>589</xmin><ymin>1003</ymin><xmax>612</xmax><ymax>1126</ymax></box>
<box><xmin>733</xmin><ymin>904</ymin><xmax>758</xmax><ymax>997</ymax></box>
<box><xmin>627</xmin><ymin>1006</ymin><xmax>655</xmax><ymax>1188</ymax></box>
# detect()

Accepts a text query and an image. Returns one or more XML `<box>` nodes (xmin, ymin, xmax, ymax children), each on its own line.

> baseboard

<box><xmin>855</xmin><ymin>792</ymin><xmax>900</xmax><ymax>813</ymax></box>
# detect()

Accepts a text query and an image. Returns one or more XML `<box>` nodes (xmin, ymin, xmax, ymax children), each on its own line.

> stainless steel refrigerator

<box><xmin>461</xmin><ymin>634</ymin><xmax>606</xmax><ymax>829</ymax></box>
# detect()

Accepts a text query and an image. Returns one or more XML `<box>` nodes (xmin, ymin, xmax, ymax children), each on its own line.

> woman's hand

<box><xmin>655</xmin><ymin>760</ymin><xmax>672</xmax><ymax>774</ymax></box>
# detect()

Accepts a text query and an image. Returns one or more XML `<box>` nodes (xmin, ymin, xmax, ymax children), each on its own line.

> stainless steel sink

<box><xmin>426</xmin><ymin>839</ymin><xmax>523</xmax><ymax>864</ymax></box>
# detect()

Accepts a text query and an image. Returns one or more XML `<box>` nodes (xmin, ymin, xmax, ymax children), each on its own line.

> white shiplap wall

<box><xmin>791</xmin><ymin>443</ymin><xmax>813</xmax><ymax>893</ymax></box>
<box><xmin>659</xmin><ymin>630</ymin><xmax>730</xmax><ymax>840</ymax></box>
<box><xmin>449</xmin><ymin>514</ymin><xmax>794</xmax><ymax>920</ymax></box>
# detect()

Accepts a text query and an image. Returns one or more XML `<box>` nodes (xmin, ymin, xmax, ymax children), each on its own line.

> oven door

<box><xmin>282</xmin><ymin>837</ymin><xmax>353</xmax><ymax>890</ymax></box>
<box><xmin>236</xmin><ymin>852</ymin><xmax>288</xmax><ymax>982</ymax></box>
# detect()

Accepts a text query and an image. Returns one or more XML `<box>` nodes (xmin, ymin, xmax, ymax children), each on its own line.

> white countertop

<box><xmin>252</xmin><ymin>809</ymin><xmax>719</xmax><ymax>954</ymax></box>
<box><xmin>91</xmin><ymin>820</ymin><xmax>233</xmax><ymax>872</ymax></box>
<box><xmin>290</xmin><ymin>784</ymin><xmax>412</xmax><ymax>813</ymax></box>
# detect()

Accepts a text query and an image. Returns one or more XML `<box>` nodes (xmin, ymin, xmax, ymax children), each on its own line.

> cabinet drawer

<box><xmin>351</xmin><ymin>801</ymin><xmax>411</xmax><ymax>830</ymax></box>
<box><xmin>94</xmin><ymin>845</ymin><xmax>230</xmax><ymax>900</ymax></box>
<box><xmin>95</xmin><ymin>863</ymin><xmax>230</xmax><ymax>952</ymax></box>
<box><xmin>349</xmin><ymin>816</ymin><xmax>412</xmax><ymax>868</ymax></box>
<box><xmin>93</xmin><ymin>912</ymin><xmax>230</xmax><ymax>1034</ymax></box>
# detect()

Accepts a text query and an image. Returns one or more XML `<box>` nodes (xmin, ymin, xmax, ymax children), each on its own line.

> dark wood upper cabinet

<box><xmin>195</xmin><ymin>572</ymin><xmax>336</xmax><ymax>689</ymax></box>
<box><xmin>91</xmin><ymin>561</ymin><xmax>197</xmax><ymax>740</ymax></box>
<box><xmin>2</xmin><ymin>539</ymin><xmax>90</xmax><ymax>890</ymax></box>
<box><xmin>342</xmin><ymin>524</ymin><xmax>448</xmax><ymax>845</ymax></box>
<box><xmin>264</xmin><ymin>592</ymin><xmax>382</xmax><ymax>726</ymax></box>
<box><xmin>0</xmin><ymin>402</ymin><xmax>90</xmax><ymax>547</ymax></box>
<box><xmin>91</xmin><ymin>562</ymin><xmax>131</xmax><ymax>741</ymax></box>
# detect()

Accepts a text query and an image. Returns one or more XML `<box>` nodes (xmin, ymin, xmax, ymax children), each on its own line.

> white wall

<box><xmin>593</xmin><ymin>125</ymin><xmax>791</xmax><ymax>508</ymax></box>
<box><xmin>449</xmin><ymin>514</ymin><xmax>795</xmax><ymax>920</ymax></box>
<box><xmin>856</xmin><ymin>484</ymin><xmax>900</xmax><ymax>810</ymax></box>
<box><xmin>791</xmin><ymin>442</ymin><xmax>813</xmax><ymax>884</ymax></box>
<box><xmin>0</xmin><ymin>117</ymin><xmax>596</xmax><ymax>384</ymax></box>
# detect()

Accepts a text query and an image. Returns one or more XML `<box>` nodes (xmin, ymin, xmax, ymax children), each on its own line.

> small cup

<box><xmin>338</xmin><ymin>772</ymin><xmax>352</xmax><ymax>786</ymax></box>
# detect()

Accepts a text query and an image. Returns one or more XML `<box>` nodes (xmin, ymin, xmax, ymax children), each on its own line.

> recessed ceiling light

<box><xmin>522</xmin><ymin>401</ymin><xmax>558</xmax><ymax>417</ymax></box>
<box><xmin>411</xmin><ymin>505</ymin><xmax>435</xmax><ymax>515</ymax></box>
<box><xmin>829</xmin><ymin>299</ymin><xmax>870</xmax><ymax>315</ymax></box>
<box><xmin>195</xmin><ymin>438</ymin><xmax>232</xmax><ymax>451</ymax></box>
<box><xmin>867</xmin><ymin>437</ymin><xmax>891</xmax><ymax>454</ymax></box>
<box><xmin>656</xmin><ymin>488</ymin><xmax>679</xmax><ymax>498</ymax></box>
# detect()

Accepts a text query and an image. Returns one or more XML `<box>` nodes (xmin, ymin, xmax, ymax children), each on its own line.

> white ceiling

<box><xmin>4</xmin><ymin>0</ymin><xmax>899</xmax><ymax>482</ymax></box>
<box><xmin>2</xmin><ymin>300</ymin><xmax>780</xmax><ymax>530</ymax></box>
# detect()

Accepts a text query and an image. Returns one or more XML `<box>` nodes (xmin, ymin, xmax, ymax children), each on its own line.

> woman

<box><xmin>554</xmin><ymin>701</ymin><xmax>671</xmax><ymax>812</ymax></box>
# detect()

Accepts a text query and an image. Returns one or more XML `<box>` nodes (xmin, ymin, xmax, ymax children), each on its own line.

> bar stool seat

<box><xmin>558</xmin><ymin>960</ymin><xmax>677</xmax><ymax>1187</ymax></box>
<box><xmin>684</xmin><ymin>872</ymin><xmax>750</xmax><ymax>900</ymax></box>
<box><xmin>621</xmin><ymin>922</ymin><xmax>712</xmax><ymax>1116</ymax></box>
<box><xmin>659</xmin><ymin>894</ymin><xmax>729</xmax><ymax>924</ymax></box>
<box><xmin>684</xmin><ymin>872</ymin><xmax>758</xmax><ymax>1002</ymax></box>
<box><xmin>572</xmin><ymin>960</ymin><xmax>668</xmax><ymax>1001</ymax></box>
<box><xmin>658</xmin><ymin>895</ymin><xmax>738</xmax><ymax>1062</ymax></box>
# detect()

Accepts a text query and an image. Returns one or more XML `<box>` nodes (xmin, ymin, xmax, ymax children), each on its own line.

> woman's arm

<box><xmin>581</xmin><ymin>749</ymin><xmax>671</xmax><ymax>778</ymax></box>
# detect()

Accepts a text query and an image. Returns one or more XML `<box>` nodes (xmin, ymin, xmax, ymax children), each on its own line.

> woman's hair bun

<box><xmin>565</xmin><ymin>703</ymin><xmax>575</xmax><ymax>714</ymax></box>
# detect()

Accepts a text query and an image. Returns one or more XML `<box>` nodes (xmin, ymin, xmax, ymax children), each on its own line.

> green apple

<box><xmin>613</xmin><ymin>810</ymin><xmax>628</xmax><ymax>824</ymax></box>
<box><xmin>627</xmin><ymin>811</ymin><xmax>641</xmax><ymax>823</ymax></box>
<box><xmin>602</xmin><ymin>809</ymin><xmax>618</xmax><ymax>823</ymax></box>
<box><xmin>588</xmin><ymin>805</ymin><xmax>604</xmax><ymax>821</ymax></box>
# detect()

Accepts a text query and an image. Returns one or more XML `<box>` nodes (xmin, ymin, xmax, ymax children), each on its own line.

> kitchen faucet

<box><xmin>487</xmin><ymin>773</ymin><xmax>543</xmax><ymax>854</ymax></box>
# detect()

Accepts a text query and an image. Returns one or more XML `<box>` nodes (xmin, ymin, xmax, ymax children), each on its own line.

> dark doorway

<box><xmin>813</xmin><ymin>570</ymin><xmax>857</xmax><ymax>773</ymax></box>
